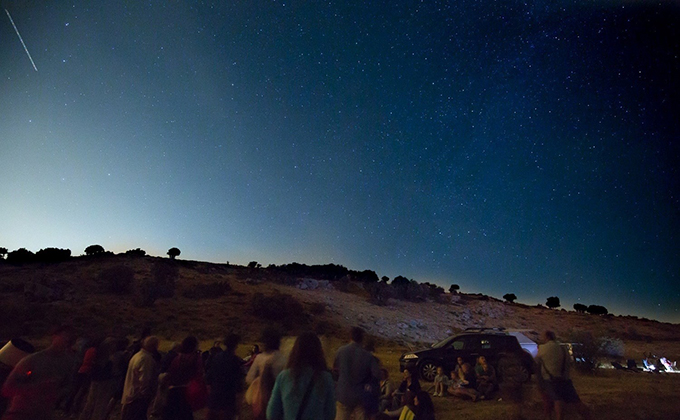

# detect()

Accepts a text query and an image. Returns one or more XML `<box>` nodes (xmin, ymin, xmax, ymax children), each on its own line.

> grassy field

<box><xmin>196</xmin><ymin>340</ymin><xmax>680</xmax><ymax>420</ymax></box>
<box><xmin>377</xmin><ymin>345</ymin><xmax>680</xmax><ymax>420</ymax></box>
<box><xmin>52</xmin><ymin>338</ymin><xmax>680</xmax><ymax>420</ymax></box>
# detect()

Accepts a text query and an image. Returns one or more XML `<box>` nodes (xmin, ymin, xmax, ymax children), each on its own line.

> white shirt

<box><xmin>245</xmin><ymin>350</ymin><xmax>287</xmax><ymax>384</ymax></box>
<box><xmin>121</xmin><ymin>349</ymin><xmax>158</xmax><ymax>404</ymax></box>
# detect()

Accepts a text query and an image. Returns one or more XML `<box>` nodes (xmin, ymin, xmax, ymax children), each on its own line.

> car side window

<box><xmin>451</xmin><ymin>339</ymin><xmax>465</xmax><ymax>350</ymax></box>
<box><xmin>486</xmin><ymin>336</ymin><xmax>508</xmax><ymax>350</ymax></box>
<box><xmin>459</xmin><ymin>336</ymin><xmax>481</xmax><ymax>351</ymax></box>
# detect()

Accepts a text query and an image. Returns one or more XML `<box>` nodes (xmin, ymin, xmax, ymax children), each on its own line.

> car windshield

<box><xmin>431</xmin><ymin>336</ymin><xmax>455</xmax><ymax>349</ymax></box>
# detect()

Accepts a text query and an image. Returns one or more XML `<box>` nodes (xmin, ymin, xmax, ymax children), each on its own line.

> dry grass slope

<box><xmin>1</xmin><ymin>255</ymin><xmax>680</xmax><ymax>419</ymax></box>
<box><xmin>1</xmin><ymin>255</ymin><xmax>679</xmax><ymax>361</ymax></box>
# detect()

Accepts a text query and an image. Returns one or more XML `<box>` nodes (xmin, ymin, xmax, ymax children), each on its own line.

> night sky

<box><xmin>1</xmin><ymin>1</ymin><xmax>678</xmax><ymax>322</ymax></box>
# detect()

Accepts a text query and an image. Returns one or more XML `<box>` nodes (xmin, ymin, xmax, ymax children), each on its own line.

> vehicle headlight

<box><xmin>402</xmin><ymin>353</ymin><xmax>418</xmax><ymax>360</ymax></box>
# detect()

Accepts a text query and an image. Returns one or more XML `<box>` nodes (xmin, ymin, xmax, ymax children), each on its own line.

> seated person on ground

<box><xmin>392</xmin><ymin>368</ymin><xmax>421</xmax><ymax>409</ymax></box>
<box><xmin>379</xmin><ymin>391</ymin><xmax>416</xmax><ymax>419</ymax></box>
<box><xmin>453</xmin><ymin>357</ymin><xmax>464</xmax><ymax>377</ymax></box>
<box><xmin>433</xmin><ymin>366</ymin><xmax>448</xmax><ymax>397</ymax></box>
<box><xmin>380</xmin><ymin>391</ymin><xmax>436</xmax><ymax>420</ymax></box>
<box><xmin>474</xmin><ymin>356</ymin><xmax>497</xmax><ymax>399</ymax></box>
<box><xmin>413</xmin><ymin>391</ymin><xmax>436</xmax><ymax>420</ymax></box>
<box><xmin>447</xmin><ymin>363</ymin><xmax>480</xmax><ymax>401</ymax></box>
<box><xmin>379</xmin><ymin>368</ymin><xmax>395</xmax><ymax>412</ymax></box>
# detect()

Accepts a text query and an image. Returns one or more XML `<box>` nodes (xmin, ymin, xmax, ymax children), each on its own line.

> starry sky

<box><xmin>1</xmin><ymin>1</ymin><xmax>678</xmax><ymax>322</ymax></box>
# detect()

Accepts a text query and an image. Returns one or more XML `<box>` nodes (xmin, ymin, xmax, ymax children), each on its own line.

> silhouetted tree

<box><xmin>6</xmin><ymin>248</ymin><xmax>35</xmax><ymax>264</ymax></box>
<box><xmin>35</xmin><ymin>248</ymin><xmax>71</xmax><ymax>263</ymax></box>
<box><xmin>125</xmin><ymin>248</ymin><xmax>146</xmax><ymax>257</ymax></box>
<box><xmin>405</xmin><ymin>280</ymin><xmax>428</xmax><ymax>301</ymax></box>
<box><xmin>449</xmin><ymin>284</ymin><xmax>460</xmax><ymax>293</ymax></box>
<box><xmin>271</xmin><ymin>262</ymin><xmax>353</xmax><ymax>281</ymax></box>
<box><xmin>381</xmin><ymin>276</ymin><xmax>389</xmax><ymax>283</ymax></box>
<box><xmin>85</xmin><ymin>244</ymin><xmax>105</xmax><ymax>256</ymax></box>
<box><xmin>424</xmin><ymin>283</ymin><xmax>445</xmax><ymax>299</ymax></box>
<box><xmin>573</xmin><ymin>303</ymin><xmax>588</xmax><ymax>313</ymax></box>
<box><xmin>0</xmin><ymin>247</ymin><xmax>7</xmax><ymax>259</ymax></box>
<box><xmin>587</xmin><ymin>304</ymin><xmax>608</xmax><ymax>315</ymax></box>
<box><xmin>167</xmin><ymin>247</ymin><xmax>181</xmax><ymax>259</ymax></box>
<box><xmin>356</xmin><ymin>269</ymin><xmax>379</xmax><ymax>283</ymax></box>
<box><xmin>546</xmin><ymin>296</ymin><xmax>561</xmax><ymax>309</ymax></box>
<box><xmin>366</xmin><ymin>282</ymin><xmax>394</xmax><ymax>306</ymax></box>
<box><xmin>248</xmin><ymin>261</ymin><xmax>259</xmax><ymax>269</ymax></box>
<box><xmin>503</xmin><ymin>293</ymin><xmax>517</xmax><ymax>303</ymax></box>
<box><xmin>391</xmin><ymin>276</ymin><xmax>409</xmax><ymax>287</ymax></box>
<box><xmin>389</xmin><ymin>276</ymin><xmax>410</xmax><ymax>299</ymax></box>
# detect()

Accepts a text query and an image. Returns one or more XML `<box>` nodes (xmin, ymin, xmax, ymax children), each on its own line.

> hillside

<box><xmin>1</xmin><ymin>255</ymin><xmax>679</xmax><ymax>361</ymax></box>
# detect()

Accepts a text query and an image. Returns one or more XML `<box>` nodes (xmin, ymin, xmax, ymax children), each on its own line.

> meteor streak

<box><xmin>5</xmin><ymin>9</ymin><xmax>38</xmax><ymax>71</ymax></box>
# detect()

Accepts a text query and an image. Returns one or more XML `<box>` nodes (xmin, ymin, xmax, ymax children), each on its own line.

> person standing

<box><xmin>246</xmin><ymin>328</ymin><xmax>286</xmax><ymax>420</ymax></box>
<box><xmin>79</xmin><ymin>337</ymin><xmax>117</xmax><ymax>420</ymax></box>
<box><xmin>159</xmin><ymin>343</ymin><xmax>181</xmax><ymax>374</ymax></box>
<box><xmin>1</xmin><ymin>325</ymin><xmax>77</xmax><ymax>420</ymax></box>
<box><xmin>333</xmin><ymin>327</ymin><xmax>380</xmax><ymax>420</ymax></box>
<box><xmin>163</xmin><ymin>336</ymin><xmax>203</xmax><ymax>420</ymax></box>
<box><xmin>121</xmin><ymin>336</ymin><xmax>159</xmax><ymax>420</ymax></box>
<box><xmin>64</xmin><ymin>337</ymin><xmax>100</xmax><ymax>415</ymax></box>
<box><xmin>535</xmin><ymin>330</ymin><xmax>591</xmax><ymax>420</ymax></box>
<box><xmin>206</xmin><ymin>334</ymin><xmax>244</xmax><ymax>420</ymax></box>
<box><xmin>245</xmin><ymin>328</ymin><xmax>286</xmax><ymax>385</ymax></box>
<box><xmin>266</xmin><ymin>332</ymin><xmax>336</xmax><ymax>420</ymax></box>
<box><xmin>103</xmin><ymin>338</ymin><xmax>129</xmax><ymax>420</ymax></box>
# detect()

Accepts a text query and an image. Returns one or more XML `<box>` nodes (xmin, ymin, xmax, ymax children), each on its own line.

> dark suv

<box><xmin>399</xmin><ymin>328</ymin><xmax>534</xmax><ymax>382</ymax></box>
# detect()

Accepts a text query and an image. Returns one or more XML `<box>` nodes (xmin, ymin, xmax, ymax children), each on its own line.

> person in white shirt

<box><xmin>245</xmin><ymin>328</ymin><xmax>286</xmax><ymax>420</ymax></box>
<box><xmin>121</xmin><ymin>336</ymin><xmax>159</xmax><ymax>420</ymax></box>
<box><xmin>245</xmin><ymin>329</ymin><xmax>286</xmax><ymax>386</ymax></box>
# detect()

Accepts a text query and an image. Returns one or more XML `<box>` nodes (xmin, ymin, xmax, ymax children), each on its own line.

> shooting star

<box><xmin>5</xmin><ymin>8</ymin><xmax>38</xmax><ymax>71</ymax></box>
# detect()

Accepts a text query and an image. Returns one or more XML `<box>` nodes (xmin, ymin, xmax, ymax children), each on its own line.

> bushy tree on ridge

<box><xmin>573</xmin><ymin>303</ymin><xmax>588</xmax><ymax>313</ymax></box>
<box><xmin>85</xmin><ymin>244</ymin><xmax>105</xmax><ymax>256</ymax></box>
<box><xmin>546</xmin><ymin>296</ymin><xmax>561</xmax><ymax>309</ymax></box>
<box><xmin>167</xmin><ymin>247</ymin><xmax>181</xmax><ymax>259</ymax></box>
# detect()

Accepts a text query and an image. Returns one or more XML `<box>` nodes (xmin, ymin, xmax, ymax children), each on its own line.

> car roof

<box><xmin>457</xmin><ymin>332</ymin><xmax>513</xmax><ymax>338</ymax></box>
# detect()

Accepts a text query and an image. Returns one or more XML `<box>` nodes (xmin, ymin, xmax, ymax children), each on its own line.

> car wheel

<box><xmin>517</xmin><ymin>364</ymin><xmax>531</xmax><ymax>382</ymax></box>
<box><xmin>497</xmin><ymin>357</ymin><xmax>532</xmax><ymax>383</ymax></box>
<box><xmin>419</xmin><ymin>360</ymin><xmax>438</xmax><ymax>382</ymax></box>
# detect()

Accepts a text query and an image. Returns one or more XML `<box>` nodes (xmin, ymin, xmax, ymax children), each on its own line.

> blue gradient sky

<box><xmin>1</xmin><ymin>1</ymin><xmax>678</xmax><ymax>322</ymax></box>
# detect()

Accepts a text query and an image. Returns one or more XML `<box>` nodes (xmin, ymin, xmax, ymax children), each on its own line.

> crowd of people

<box><xmin>0</xmin><ymin>325</ymin><xmax>594</xmax><ymax>420</ymax></box>
<box><xmin>0</xmin><ymin>325</ymin><xmax>437</xmax><ymax>420</ymax></box>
